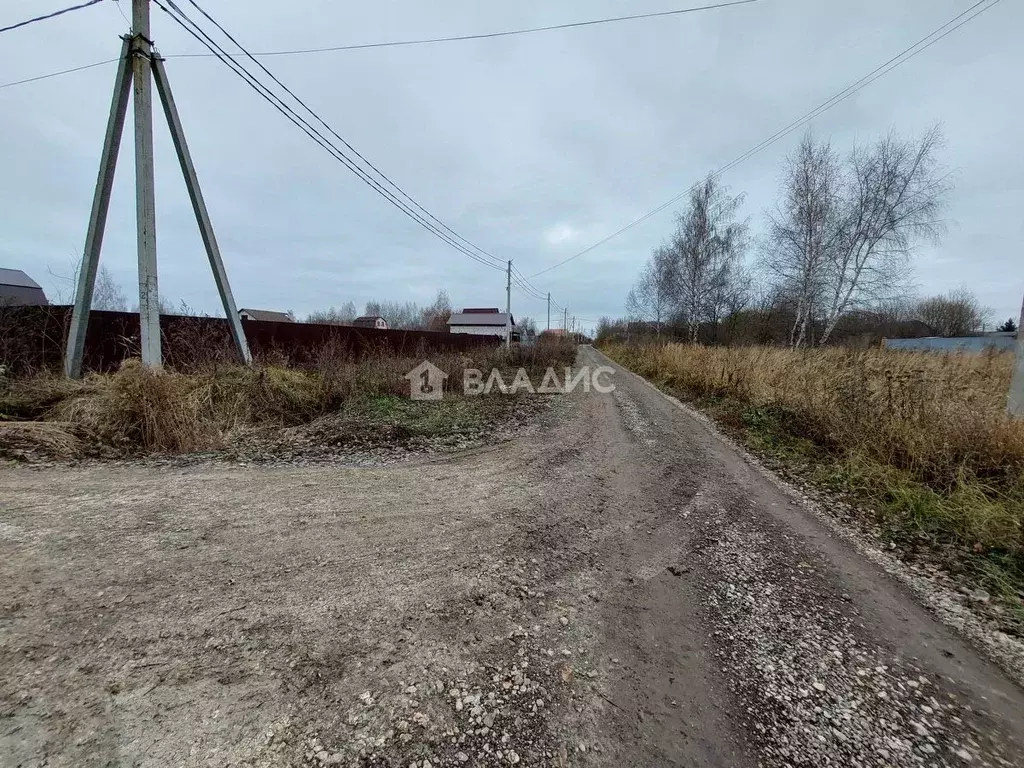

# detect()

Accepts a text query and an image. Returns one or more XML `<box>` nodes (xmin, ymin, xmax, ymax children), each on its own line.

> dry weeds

<box><xmin>0</xmin><ymin>338</ymin><xmax>577</xmax><ymax>459</ymax></box>
<box><xmin>604</xmin><ymin>342</ymin><xmax>1024</xmax><ymax>565</ymax></box>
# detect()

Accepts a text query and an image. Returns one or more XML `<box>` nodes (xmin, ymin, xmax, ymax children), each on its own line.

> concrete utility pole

<box><xmin>1009</xmin><ymin>292</ymin><xmax>1024</xmax><ymax>417</ymax></box>
<box><xmin>547</xmin><ymin>293</ymin><xmax>550</xmax><ymax>331</ymax></box>
<box><xmin>563</xmin><ymin>307</ymin><xmax>568</xmax><ymax>334</ymax></box>
<box><xmin>132</xmin><ymin>0</ymin><xmax>160</xmax><ymax>368</ymax></box>
<box><xmin>64</xmin><ymin>0</ymin><xmax>251</xmax><ymax>377</ymax></box>
<box><xmin>505</xmin><ymin>259</ymin><xmax>512</xmax><ymax>348</ymax></box>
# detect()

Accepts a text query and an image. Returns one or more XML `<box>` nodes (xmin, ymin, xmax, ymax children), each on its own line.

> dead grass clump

<box><xmin>50</xmin><ymin>360</ymin><xmax>219</xmax><ymax>453</ymax></box>
<box><xmin>0</xmin><ymin>421</ymin><xmax>82</xmax><ymax>460</ymax></box>
<box><xmin>200</xmin><ymin>365</ymin><xmax>329</xmax><ymax>429</ymax></box>
<box><xmin>0</xmin><ymin>374</ymin><xmax>90</xmax><ymax>420</ymax></box>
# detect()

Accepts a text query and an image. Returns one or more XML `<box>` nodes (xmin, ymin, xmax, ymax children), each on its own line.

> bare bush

<box><xmin>916</xmin><ymin>288</ymin><xmax>991</xmax><ymax>337</ymax></box>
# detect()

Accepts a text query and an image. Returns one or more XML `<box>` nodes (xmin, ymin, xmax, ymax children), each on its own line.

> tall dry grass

<box><xmin>0</xmin><ymin>337</ymin><xmax>578</xmax><ymax>456</ymax></box>
<box><xmin>604</xmin><ymin>342</ymin><xmax>1024</xmax><ymax>557</ymax></box>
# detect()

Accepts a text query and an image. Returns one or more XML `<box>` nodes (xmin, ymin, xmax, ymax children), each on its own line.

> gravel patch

<box><xmin>695</xmin><ymin>509</ymin><xmax>1016</xmax><ymax>767</ymax></box>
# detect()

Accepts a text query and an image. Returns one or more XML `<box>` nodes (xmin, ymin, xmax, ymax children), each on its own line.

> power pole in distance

<box><xmin>1009</xmin><ymin>291</ymin><xmax>1024</xmax><ymax>416</ymax></box>
<box><xmin>64</xmin><ymin>0</ymin><xmax>251</xmax><ymax>378</ymax></box>
<box><xmin>563</xmin><ymin>307</ymin><xmax>568</xmax><ymax>334</ymax></box>
<box><xmin>547</xmin><ymin>292</ymin><xmax>550</xmax><ymax>331</ymax></box>
<box><xmin>505</xmin><ymin>259</ymin><xmax>512</xmax><ymax>348</ymax></box>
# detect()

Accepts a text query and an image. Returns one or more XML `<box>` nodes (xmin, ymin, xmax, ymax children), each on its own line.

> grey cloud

<box><xmin>0</xmin><ymin>0</ymin><xmax>1020</xmax><ymax>333</ymax></box>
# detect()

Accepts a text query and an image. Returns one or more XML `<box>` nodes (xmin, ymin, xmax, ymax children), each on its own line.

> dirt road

<box><xmin>3</xmin><ymin>346</ymin><xmax>1023</xmax><ymax>767</ymax></box>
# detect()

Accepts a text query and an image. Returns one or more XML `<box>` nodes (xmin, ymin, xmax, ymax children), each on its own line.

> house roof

<box><xmin>448</xmin><ymin>311</ymin><xmax>514</xmax><ymax>327</ymax></box>
<box><xmin>0</xmin><ymin>268</ymin><xmax>42</xmax><ymax>289</ymax></box>
<box><xmin>239</xmin><ymin>308</ymin><xmax>293</xmax><ymax>322</ymax></box>
<box><xmin>353</xmin><ymin>315</ymin><xmax>385</xmax><ymax>322</ymax></box>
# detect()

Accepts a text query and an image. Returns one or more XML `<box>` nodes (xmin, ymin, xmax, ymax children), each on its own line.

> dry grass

<box><xmin>603</xmin><ymin>342</ymin><xmax>1024</xmax><ymax>565</ymax></box>
<box><xmin>0</xmin><ymin>337</ymin><xmax>578</xmax><ymax>458</ymax></box>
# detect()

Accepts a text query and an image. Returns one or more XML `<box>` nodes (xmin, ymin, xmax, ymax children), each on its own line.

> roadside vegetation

<box><xmin>603</xmin><ymin>342</ymin><xmax>1024</xmax><ymax>629</ymax></box>
<box><xmin>0</xmin><ymin>337</ymin><xmax>576</xmax><ymax>460</ymax></box>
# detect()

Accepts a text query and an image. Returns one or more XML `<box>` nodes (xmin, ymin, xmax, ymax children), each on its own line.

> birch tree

<box><xmin>670</xmin><ymin>176</ymin><xmax>747</xmax><ymax>342</ymax></box>
<box><xmin>818</xmin><ymin>126</ymin><xmax>948</xmax><ymax>345</ymax></box>
<box><xmin>625</xmin><ymin>245</ymin><xmax>674</xmax><ymax>332</ymax></box>
<box><xmin>763</xmin><ymin>134</ymin><xmax>841</xmax><ymax>348</ymax></box>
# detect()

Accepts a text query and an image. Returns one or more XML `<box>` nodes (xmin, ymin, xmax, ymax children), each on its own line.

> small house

<box><xmin>353</xmin><ymin>315</ymin><xmax>388</xmax><ymax>330</ymax></box>
<box><xmin>239</xmin><ymin>308</ymin><xmax>293</xmax><ymax>322</ymax></box>
<box><xmin>0</xmin><ymin>268</ymin><xmax>48</xmax><ymax>306</ymax></box>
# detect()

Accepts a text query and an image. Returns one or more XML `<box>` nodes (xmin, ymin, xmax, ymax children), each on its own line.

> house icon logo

<box><xmin>404</xmin><ymin>361</ymin><xmax>448</xmax><ymax>401</ymax></box>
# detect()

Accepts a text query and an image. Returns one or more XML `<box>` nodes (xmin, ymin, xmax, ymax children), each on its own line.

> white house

<box><xmin>447</xmin><ymin>308</ymin><xmax>514</xmax><ymax>338</ymax></box>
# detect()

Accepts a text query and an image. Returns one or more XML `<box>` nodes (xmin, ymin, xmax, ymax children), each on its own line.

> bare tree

<box><xmin>763</xmin><ymin>133</ymin><xmax>842</xmax><ymax>348</ymax></box>
<box><xmin>625</xmin><ymin>245</ymin><xmax>674</xmax><ymax>332</ymax></box>
<box><xmin>419</xmin><ymin>289</ymin><xmax>452</xmax><ymax>331</ymax></box>
<box><xmin>92</xmin><ymin>265</ymin><xmax>129</xmax><ymax>311</ymax></box>
<box><xmin>916</xmin><ymin>288</ymin><xmax>990</xmax><ymax>337</ymax></box>
<box><xmin>670</xmin><ymin>176</ymin><xmax>747</xmax><ymax>342</ymax></box>
<box><xmin>307</xmin><ymin>301</ymin><xmax>357</xmax><ymax>325</ymax></box>
<box><xmin>517</xmin><ymin>316</ymin><xmax>538</xmax><ymax>344</ymax></box>
<box><xmin>818</xmin><ymin>126</ymin><xmax>948</xmax><ymax>345</ymax></box>
<box><xmin>365</xmin><ymin>300</ymin><xmax>422</xmax><ymax>330</ymax></box>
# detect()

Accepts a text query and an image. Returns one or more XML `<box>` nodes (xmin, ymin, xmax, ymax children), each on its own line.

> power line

<box><xmin>528</xmin><ymin>0</ymin><xmax>1004</xmax><ymax>278</ymax></box>
<box><xmin>178</xmin><ymin>0</ymin><xmax>507</xmax><ymax>271</ymax></box>
<box><xmin>0</xmin><ymin>0</ymin><xmax>104</xmax><ymax>35</ymax></box>
<box><xmin>157</xmin><ymin>3</ymin><xmax>502</xmax><ymax>274</ymax></box>
<box><xmin>112</xmin><ymin>0</ymin><xmax>131</xmax><ymax>29</ymax></box>
<box><xmin>0</xmin><ymin>0</ymin><xmax>760</xmax><ymax>90</ymax></box>
<box><xmin>510</xmin><ymin>265</ymin><xmax>547</xmax><ymax>300</ymax></box>
<box><xmin>155</xmin><ymin>0</ymin><xmax>507</xmax><ymax>274</ymax></box>
<box><xmin>167</xmin><ymin>0</ymin><xmax>760</xmax><ymax>59</ymax></box>
<box><xmin>0</xmin><ymin>57</ymin><xmax>118</xmax><ymax>90</ymax></box>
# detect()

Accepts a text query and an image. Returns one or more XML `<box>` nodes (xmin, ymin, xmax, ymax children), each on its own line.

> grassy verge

<box><xmin>0</xmin><ymin>338</ymin><xmax>577</xmax><ymax>460</ymax></box>
<box><xmin>602</xmin><ymin>342</ymin><xmax>1024</xmax><ymax>634</ymax></box>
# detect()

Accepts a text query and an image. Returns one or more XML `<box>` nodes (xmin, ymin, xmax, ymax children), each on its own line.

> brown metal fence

<box><xmin>0</xmin><ymin>306</ymin><xmax>500</xmax><ymax>375</ymax></box>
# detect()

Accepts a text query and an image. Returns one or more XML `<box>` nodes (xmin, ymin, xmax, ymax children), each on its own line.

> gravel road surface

<box><xmin>2</xmin><ymin>346</ymin><xmax>1023</xmax><ymax>767</ymax></box>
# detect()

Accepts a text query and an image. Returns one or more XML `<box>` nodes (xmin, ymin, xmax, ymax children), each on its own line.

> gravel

<box><xmin>695</xmin><ymin>513</ymin><xmax>1015</xmax><ymax>767</ymax></box>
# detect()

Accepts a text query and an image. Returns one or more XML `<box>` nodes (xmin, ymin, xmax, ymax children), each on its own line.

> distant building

<box><xmin>239</xmin><ymin>308</ymin><xmax>293</xmax><ymax>322</ymax></box>
<box><xmin>352</xmin><ymin>315</ymin><xmax>388</xmax><ymax>330</ymax></box>
<box><xmin>0</xmin><ymin>268</ymin><xmax>48</xmax><ymax>306</ymax></box>
<box><xmin>447</xmin><ymin>307</ymin><xmax>514</xmax><ymax>338</ymax></box>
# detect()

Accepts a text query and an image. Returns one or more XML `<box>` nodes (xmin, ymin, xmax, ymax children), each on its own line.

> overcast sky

<box><xmin>1</xmin><ymin>0</ymin><xmax>1020</xmax><ymax>333</ymax></box>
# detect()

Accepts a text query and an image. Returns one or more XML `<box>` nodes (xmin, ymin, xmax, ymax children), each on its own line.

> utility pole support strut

<box><xmin>64</xmin><ymin>38</ymin><xmax>133</xmax><ymax>378</ymax></box>
<box><xmin>152</xmin><ymin>55</ymin><xmax>251</xmax><ymax>365</ymax></box>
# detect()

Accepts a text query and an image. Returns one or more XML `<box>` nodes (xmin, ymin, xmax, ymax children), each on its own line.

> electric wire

<box><xmin>0</xmin><ymin>57</ymin><xmax>118</xmax><ymax>90</ymax></box>
<box><xmin>0</xmin><ymin>1</ymin><xmax>760</xmax><ymax>93</ymax></box>
<box><xmin>179</xmin><ymin>0</ymin><xmax>507</xmax><ymax>271</ymax></box>
<box><xmin>0</xmin><ymin>0</ymin><xmax>104</xmax><ymax>35</ymax></box>
<box><xmin>167</xmin><ymin>1</ymin><xmax>760</xmax><ymax>59</ymax></box>
<box><xmin>528</xmin><ymin>0</ymin><xmax>1004</xmax><ymax>278</ymax></box>
<box><xmin>154</xmin><ymin>0</ymin><xmax>507</xmax><ymax>273</ymax></box>
<box><xmin>510</xmin><ymin>268</ymin><xmax>549</xmax><ymax>302</ymax></box>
